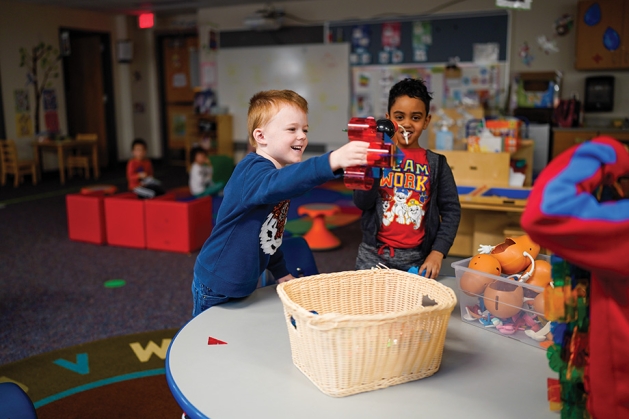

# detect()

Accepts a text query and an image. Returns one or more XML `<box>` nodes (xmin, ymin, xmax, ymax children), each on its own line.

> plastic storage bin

<box><xmin>276</xmin><ymin>270</ymin><xmax>457</xmax><ymax>397</ymax></box>
<box><xmin>66</xmin><ymin>192</ymin><xmax>107</xmax><ymax>244</ymax></box>
<box><xmin>104</xmin><ymin>192</ymin><xmax>146</xmax><ymax>249</ymax></box>
<box><xmin>145</xmin><ymin>193</ymin><xmax>212</xmax><ymax>253</ymax></box>
<box><xmin>451</xmin><ymin>255</ymin><xmax>550</xmax><ymax>349</ymax></box>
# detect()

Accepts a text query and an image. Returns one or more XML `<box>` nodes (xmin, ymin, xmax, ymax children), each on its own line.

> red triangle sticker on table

<box><xmin>208</xmin><ymin>336</ymin><xmax>227</xmax><ymax>345</ymax></box>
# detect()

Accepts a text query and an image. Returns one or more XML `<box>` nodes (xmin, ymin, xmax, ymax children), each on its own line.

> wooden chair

<box><xmin>66</xmin><ymin>133</ymin><xmax>96</xmax><ymax>179</ymax></box>
<box><xmin>0</xmin><ymin>139</ymin><xmax>37</xmax><ymax>187</ymax></box>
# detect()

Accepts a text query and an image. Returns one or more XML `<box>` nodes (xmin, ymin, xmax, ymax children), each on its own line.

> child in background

<box><xmin>126</xmin><ymin>138</ymin><xmax>164</xmax><ymax>198</ymax></box>
<box><xmin>191</xmin><ymin>89</ymin><xmax>370</xmax><ymax>316</ymax></box>
<box><xmin>189</xmin><ymin>147</ymin><xmax>224</xmax><ymax>197</ymax></box>
<box><xmin>521</xmin><ymin>136</ymin><xmax>629</xmax><ymax>419</ymax></box>
<box><xmin>353</xmin><ymin>78</ymin><xmax>461</xmax><ymax>278</ymax></box>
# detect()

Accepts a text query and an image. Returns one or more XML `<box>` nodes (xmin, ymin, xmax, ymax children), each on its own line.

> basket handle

<box><xmin>306</xmin><ymin>319</ymin><xmax>339</xmax><ymax>331</ymax></box>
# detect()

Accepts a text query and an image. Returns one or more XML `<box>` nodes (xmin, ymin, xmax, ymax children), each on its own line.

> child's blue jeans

<box><xmin>191</xmin><ymin>274</ymin><xmax>230</xmax><ymax>317</ymax></box>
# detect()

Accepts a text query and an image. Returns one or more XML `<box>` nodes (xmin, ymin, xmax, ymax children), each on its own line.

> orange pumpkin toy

<box><xmin>526</xmin><ymin>259</ymin><xmax>552</xmax><ymax>289</ymax></box>
<box><xmin>459</xmin><ymin>254</ymin><xmax>501</xmax><ymax>296</ymax></box>
<box><xmin>490</xmin><ymin>235</ymin><xmax>540</xmax><ymax>275</ymax></box>
<box><xmin>483</xmin><ymin>281</ymin><xmax>524</xmax><ymax>319</ymax></box>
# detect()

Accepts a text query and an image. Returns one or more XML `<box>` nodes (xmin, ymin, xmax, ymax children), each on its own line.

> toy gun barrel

<box><xmin>344</xmin><ymin>117</ymin><xmax>398</xmax><ymax>191</ymax></box>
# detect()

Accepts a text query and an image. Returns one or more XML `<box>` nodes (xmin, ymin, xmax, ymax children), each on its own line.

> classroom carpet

<box><xmin>0</xmin><ymin>329</ymin><xmax>181</xmax><ymax>418</ymax></box>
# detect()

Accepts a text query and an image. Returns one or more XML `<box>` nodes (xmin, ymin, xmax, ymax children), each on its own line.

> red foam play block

<box><xmin>104</xmin><ymin>192</ymin><xmax>146</xmax><ymax>249</ymax></box>
<box><xmin>66</xmin><ymin>193</ymin><xmax>107</xmax><ymax>244</ymax></box>
<box><xmin>145</xmin><ymin>193</ymin><xmax>212</xmax><ymax>253</ymax></box>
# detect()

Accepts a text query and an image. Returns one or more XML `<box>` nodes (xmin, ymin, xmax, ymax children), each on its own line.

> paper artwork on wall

<box><xmin>45</xmin><ymin>111</ymin><xmax>59</xmax><ymax>132</ymax></box>
<box><xmin>537</xmin><ymin>35</ymin><xmax>560</xmax><ymax>54</ymax></box>
<box><xmin>519</xmin><ymin>41</ymin><xmax>534</xmax><ymax>66</ymax></box>
<box><xmin>381</xmin><ymin>22</ymin><xmax>401</xmax><ymax>50</ymax></box>
<box><xmin>201</xmin><ymin>62</ymin><xmax>217</xmax><ymax>89</ymax></box>
<box><xmin>496</xmin><ymin>0</ymin><xmax>531</xmax><ymax>10</ymax></box>
<box><xmin>43</xmin><ymin>89</ymin><xmax>57</xmax><ymax>111</ymax></box>
<box><xmin>350</xmin><ymin>25</ymin><xmax>372</xmax><ymax>65</ymax></box>
<box><xmin>14</xmin><ymin>89</ymin><xmax>29</xmax><ymax>112</ymax></box>
<box><xmin>15</xmin><ymin>113</ymin><xmax>33</xmax><ymax>137</ymax></box>
<box><xmin>412</xmin><ymin>21</ymin><xmax>431</xmax><ymax>63</ymax></box>
<box><xmin>473</xmin><ymin>43</ymin><xmax>499</xmax><ymax>65</ymax></box>
<box><xmin>172</xmin><ymin>73</ymin><xmax>188</xmax><ymax>88</ymax></box>
<box><xmin>351</xmin><ymin>66</ymin><xmax>433</xmax><ymax>118</ymax></box>
<box><xmin>554</xmin><ymin>14</ymin><xmax>573</xmax><ymax>36</ymax></box>
<box><xmin>172</xmin><ymin>113</ymin><xmax>187</xmax><ymax>137</ymax></box>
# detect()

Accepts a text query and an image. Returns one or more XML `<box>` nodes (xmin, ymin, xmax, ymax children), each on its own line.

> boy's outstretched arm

<box><xmin>328</xmin><ymin>141</ymin><xmax>369</xmax><ymax>172</ymax></box>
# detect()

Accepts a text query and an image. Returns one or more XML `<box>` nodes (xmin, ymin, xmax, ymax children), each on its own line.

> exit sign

<box><xmin>138</xmin><ymin>13</ymin><xmax>154</xmax><ymax>29</ymax></box>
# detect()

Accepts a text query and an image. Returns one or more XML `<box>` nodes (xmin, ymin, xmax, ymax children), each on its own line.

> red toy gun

<box><xmin>344</xmin><ymin>117</ymin><xmax>399</xmax><ymax>190</ymax></box>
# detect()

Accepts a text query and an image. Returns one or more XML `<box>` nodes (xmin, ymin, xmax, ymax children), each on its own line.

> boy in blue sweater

<box><xmin>192</xmin><ymin>90</ymin><xmax>369</xmax><ymax>316</ymax></box>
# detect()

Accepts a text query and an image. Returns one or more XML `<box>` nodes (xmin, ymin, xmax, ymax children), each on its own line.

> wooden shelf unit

<box><xmin>167</xmin><ymin>108</ymin><xmax>233</xmax><ymax>170</ymax></box>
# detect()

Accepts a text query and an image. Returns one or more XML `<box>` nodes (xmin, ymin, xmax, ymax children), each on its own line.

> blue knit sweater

<box><xmin>194</xmin><ymin>152</ymin><xmax>339</xmax><ymax>298</ymax></box>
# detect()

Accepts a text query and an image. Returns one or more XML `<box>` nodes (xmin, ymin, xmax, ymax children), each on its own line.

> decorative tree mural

<box><xmin>19</xmin><ymin>43</ymin><xmax>61</xmax><ymax>134</ymax></box>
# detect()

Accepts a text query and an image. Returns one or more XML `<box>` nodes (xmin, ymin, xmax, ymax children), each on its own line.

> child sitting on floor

<box><xmin>188</xmin><ymin>147</ymin><xmax>224</xmax><ymax>197</ymax></box>
<box><xmin>126</xmin><ymin>138</ymin><xmax>165</xmax><ymax>199</ymax></box>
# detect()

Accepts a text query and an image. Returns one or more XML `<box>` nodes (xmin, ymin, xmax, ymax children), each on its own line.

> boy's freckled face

<box><xmin>132</xmin><ymin>144</ymin><xmax>147</xmax><ymax>160</ymax></box>
<box><xmin>386</xmin><ymin>96</ymin><xmax>431</xmax><ymax>149</ymax></box>
<box><xmin>256</xmin><ymin>104</ymin><xmax>309</xmax><ymax>168</ymax></box>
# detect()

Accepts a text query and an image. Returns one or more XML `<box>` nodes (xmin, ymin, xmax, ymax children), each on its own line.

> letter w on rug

<box><xmin>129</xmin><ymin>339</ymin><xmax>172</xmax><ymax>362</ymax></box>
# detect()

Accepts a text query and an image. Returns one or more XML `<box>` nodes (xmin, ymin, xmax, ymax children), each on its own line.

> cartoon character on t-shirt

<box><xmin>392</xmin><ymin>187</ymin><xmax>412</xmax><ymax>224</ymax></box>
<box><xmin>407</xmin><ymin>198</ymin><xmax>425</xmax><ymax>229</ymax></box>
<box><xmin>381</xmin><ymin>191</ymin><xmax>395</xmax><ymax>227</ymax></box>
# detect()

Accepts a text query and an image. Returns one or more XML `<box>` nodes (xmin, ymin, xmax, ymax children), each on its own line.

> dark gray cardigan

<box><xmin>353</xmin><ymin>149</ymin><xmax>461</xmax><ymax>257</ymax></box>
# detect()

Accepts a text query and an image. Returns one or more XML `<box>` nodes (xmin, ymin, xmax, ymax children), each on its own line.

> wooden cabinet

<box><xmin>576</xmin><ymin>0</ymin><xmax>629</xmax><ymax>70</ymax></box>
<box><xmin>437</xmin><ymin>139</ymin><xmax>535</xmax><ymax>186</ymax></box>
<box><xmin>552</xmin><ymin>129</ymin><xmax>629</xmax><ymax>158</ymax></box>
<box><xmin>552</xmin><ymin>130</ymin><xmax>598</xmax><ymax>158</ymax></box>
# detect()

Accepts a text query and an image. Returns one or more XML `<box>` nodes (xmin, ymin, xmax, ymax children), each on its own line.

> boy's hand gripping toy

<box><xmin>344</xmin><ymin>117</ymin><xmax>400</xmax><ymax>191</ymax></box>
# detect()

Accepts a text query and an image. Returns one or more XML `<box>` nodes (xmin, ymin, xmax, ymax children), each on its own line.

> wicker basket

<box><xmin>276</xmin><ymin>269</ymin><xmax>457</xmax><ymax>397</ymax></box>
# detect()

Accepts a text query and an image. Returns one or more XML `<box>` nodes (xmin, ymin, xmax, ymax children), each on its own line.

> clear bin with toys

<box><xmin>451</xmin><ymin>234</ymin><xmax>552</xmax><ymax>350</ymax></box>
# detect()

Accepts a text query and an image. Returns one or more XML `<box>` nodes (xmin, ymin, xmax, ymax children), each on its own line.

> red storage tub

<box><xmin>66</xmin><ymin>193</ymin><xmax>107</xmax><ymax>244</ymax></box>
<box><xmin>104</xmin><ymin>192</ymin><xmax>146</xmax><ymax>249</ymax></box>
<box><xmin>145</xmin><ymin>193</ymin><xmax>212</xmax><ymax>253</ymax></box>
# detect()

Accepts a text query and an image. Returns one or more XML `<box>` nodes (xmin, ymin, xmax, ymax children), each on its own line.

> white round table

<box><xmin>166</xmin><ymin>277</ymin><xmax>556</xmax><ymax>419</ymax></box>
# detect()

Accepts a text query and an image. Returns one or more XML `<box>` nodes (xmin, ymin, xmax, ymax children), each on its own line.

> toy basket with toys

<box><xmin>276</xmin><ymin>269</ymin><xmax>456</xmax><ymax>397</ymax></box>
<box><xmin>451</xmin><ymin>234</ymin><xmax>553</xmax><ymax>349</ymax></box>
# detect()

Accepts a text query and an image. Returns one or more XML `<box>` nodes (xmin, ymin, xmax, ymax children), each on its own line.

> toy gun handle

<box><xmin>344</xmin><ymin>117</ymin><xmax>398</xmax><ymax>191</ymax></box>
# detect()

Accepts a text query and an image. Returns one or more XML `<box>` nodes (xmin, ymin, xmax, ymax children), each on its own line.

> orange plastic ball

<box><xmin>459</xmin><ymin>254</ymin><xmax>501</xmax><ymax>296</ymax></box>
<box><xmin>526</xmin><ymin>259</ymin><xmax>552</xmax><ymax>289</ymax></box>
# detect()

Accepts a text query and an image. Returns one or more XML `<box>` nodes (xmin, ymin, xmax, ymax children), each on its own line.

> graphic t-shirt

<box><xmin>376</xmin><ymin>148</ymin><xmax>431</xmax><ymax>248</ymax></box>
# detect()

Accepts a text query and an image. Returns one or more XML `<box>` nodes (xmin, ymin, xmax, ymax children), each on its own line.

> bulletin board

<box><xmin>327</xmin><ymin>11</ymin><xmax>509</xmax><ymax>66</ymax></box>
<box><xmin>351</xmin><ymin>62</ymin><xmax>507</xmax><ymax>119</ymax></box>
<box><xmin>217</xmin><ymin>43</ymin><xmax>351</xmax><ymax>149</ymax></box>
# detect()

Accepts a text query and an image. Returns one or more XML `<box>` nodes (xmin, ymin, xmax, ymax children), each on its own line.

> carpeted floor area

<box><xmin>0</xmin><ymin>160</ymin><xmax>462</xmax><ymax>416</ymax></box>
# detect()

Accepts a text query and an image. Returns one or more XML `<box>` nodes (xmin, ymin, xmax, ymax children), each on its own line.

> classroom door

<box><xmin>62</xmin><ymin>30</ymin><xmax>116</xmax><ymax>167</ymax></box>
<box><xmin>159</xmin><ymin>34</ymin><xmax>198</xmax><ymax>164</ymax></box>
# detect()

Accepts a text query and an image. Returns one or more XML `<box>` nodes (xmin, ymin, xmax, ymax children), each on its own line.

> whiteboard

<box><xmin>217</xmin><ymin>43</ymin><xmax>350</xmax><ymax>150</ymax></box>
